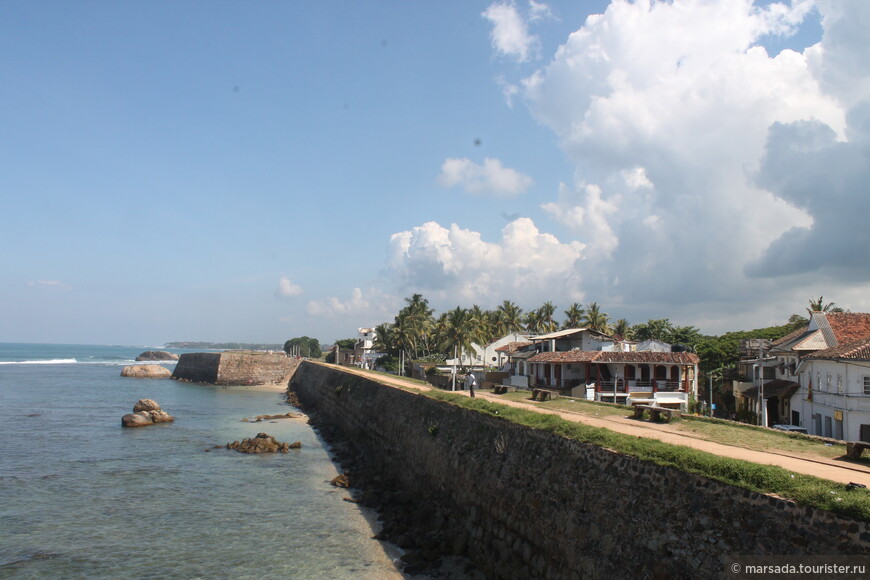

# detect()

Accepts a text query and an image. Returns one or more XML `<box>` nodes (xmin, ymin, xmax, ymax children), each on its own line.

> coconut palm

<box><xmin>611</xmin><ymin>318</ymin><xmax>632</xmax><ymax>340</ymax></box>
<box><xmin>524</xmin><ymin>309</ymin><xmax>544</xmax><ymax>334</ymax></box>
<box><xmin>562</xmin><ymin>303</ymin><xmax>585</xmax><ymax>329</ymax></box>
<box><xmin>537</xmin><ymin>301</ymin><xmax>558</xmax><ymax>333</ymax></box>
<box><xmin>439</xmin><ymin>307</ymin><xmax>478</xmax><ymax>369</ymax></box>
<box><xmin>807</xmin><ymin>296</ymin><xmax>844</xmax><ymax>315</ymax></box>
<box><xmin>494</xmin><ymin>300</ymin><xmax>524</xmax><ymax>336</ymax></box>
<box><xmin>582</xmin><ymin>302</ymin><xmax>611</xmax><ymax>334</ymax></box>
<box><xmin>469</xmin><ymin>304</ymin><xmax>494</xmax><ymax>346</ymax></box>
<box><xmin>398</xmin><ymin>293</ymin><xmax>434</xmax><ymax>358</ymax></box>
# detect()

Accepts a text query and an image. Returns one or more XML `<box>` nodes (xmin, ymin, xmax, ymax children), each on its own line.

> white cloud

<box><xmin>275</xmin><ymin>277</ymin><xmax>303</xmax><ymax>299</ymax></box>
<box><xmin>509</xmin><ymin>0</ymin><xmax>868</xmax><ymax>318</ymax></box>
<box><xmin>387</xmin><ymin>218</ymin><xmax>585</xmax><ymax>306</ymax></box>
<box><xmin>528</xmin><ymin>1</ymin><xmax>554</xmax><ymax>23</ymax></box>
<box><xmin>437</xmin><ymin>157</ymin><xmax>533</xmax><ymax>197</ymax></box>
<box><xmin>482</xmin><ymin>2</ymin><xmax>540</xmax><ymax>62</ymax></box>
<box><xmin>28</xmin><ymin>280</ymin><xmax>71</xmax><ymax>290</ymax></box>
<box><xmin>307</xmin><ymin>287</ymin><xmax>398</xmax><ymax>321</ymax></box>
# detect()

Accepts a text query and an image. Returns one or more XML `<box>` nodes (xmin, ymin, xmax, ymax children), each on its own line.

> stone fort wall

<box><xmin>289</xmin><ymin>361</ymin><xmax>870</xmax><ymax>580</ymax></box>
<box><xmin>172</xmin><ymin>352</ymin><xmax>298</xmax><ymax>386</ymax></box>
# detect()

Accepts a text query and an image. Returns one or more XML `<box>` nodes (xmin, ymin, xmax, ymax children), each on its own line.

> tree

<box><xmin>537</xmin><ymin>301</ymin><xmax>559</xmax><ymax>333</ymax></box>
<box><xmin>524</xmin><ymin>309</ymin><xmax>545</xmax><ymax>334</ymax></box>
<box><xmin>562</xmin><ymin>303</ymin><xmax>585</xmax><ymax>329</ymax></box>
<box><xmin>632</xmin><ymin>319</ymin><xmax>674</xmax><ymax>342</ymax></box>
<box><xmin>611</xmin><ymin>318</ymin><xmax>632</xmax><ymax>340</ymax></box>
<box><xmin>439</xmin><ymin>307</ymin><xmax>478</xmax><ymax>369</ymax></box>
<box><xmin>807</xmin><ymin>296</ymin><xmax>844</xmax><ymax>315</ymax></box>
<box><xmin>283</xmin><ymin>336</ymin><xmax>321</xmax><ymax>358</ymax></box>
<box><xmin>494</xmin><ymin>300</ymin><xmax>524</xmax><ymax>336</ymax></box>
<box><xmin>582</xmin><ymin>302</ymin><xmax>610</xmax><ymax>334</ymax></box>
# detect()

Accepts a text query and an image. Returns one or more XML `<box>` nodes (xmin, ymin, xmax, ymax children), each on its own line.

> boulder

<box><xmin>121</xmin><ymin>399</ymin><xmax>174</xmax><ymax>427</ymax></box>
<box><xmin>226</xmin><ymin>432</ymin><xmax>290</xmax><ymax>453</ymax></box>
<box><xmin>135</xmin><ymin>350</ymin><xmax>179</xmax><ymax>361</ymax></box>
<box><xmin>121</xmin><ymin>365</ymin><xmax>172</xmax><ymax>379</ymax></box>
<box><xmin>122</xmin><ymin>411</ymin><xmax>154</xmax><ymax>428</ymax></box>
<box><xmin>133</xmin><ymin>399</ymin><xmax>162</xmax><ymax>412</ymax></box>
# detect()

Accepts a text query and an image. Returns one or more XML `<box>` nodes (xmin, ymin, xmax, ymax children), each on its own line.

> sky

<box><xmin>2</xmin><ymin>0</ymin><xmax>869</xmax><ymax>346</ymax></box>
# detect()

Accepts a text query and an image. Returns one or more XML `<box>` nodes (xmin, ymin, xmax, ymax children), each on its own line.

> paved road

<box><xmin>318</xmin><ymin>363</ymin><xmax>870</xmax><ymax>487</ymax></box>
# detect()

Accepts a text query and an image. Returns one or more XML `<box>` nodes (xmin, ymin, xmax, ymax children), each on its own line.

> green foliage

<box><xmin>283</xmin><ymin>336</ymin><xmax>322</xmax><ymax>358</ymax></box>
<box><xmin>334</xmin><ymin>338</ymin><xmax>356</xmax><ymax>349</ymax></box>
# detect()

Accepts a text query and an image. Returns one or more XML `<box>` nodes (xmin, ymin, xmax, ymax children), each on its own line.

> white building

<box><xmin>784</xmin><ymin>312</ymin><xmax>870</xmax><ymax>441</ymax></box>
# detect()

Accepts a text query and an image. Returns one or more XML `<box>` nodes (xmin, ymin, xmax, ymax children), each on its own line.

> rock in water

<box><xmin>226</xmin><ymin>433</ymin><xmax>290</xmax><ymax>453</ymax></box>
<box><xmin>133</xmin><ymin>399</ymin><xmax>161</xmax><ymax>412</ymax></box>
<box><xmin>135</xmin><ymin>350</ymin><xmax>179</xmax><ymax>361</ymax></box>
<box><xmin>121</xmin><ymin>411</ymin><xmax>154</xmax><ymax>427</ymax></box>
<box><xmin>121</xmin><ymin>399</ymin><xmax>174</xmax><ymax>427</ymax></box>
<box><xmin>121</xmin><ymin>365</ymin><xmax>172</xmax><ymax>378</ymax></box>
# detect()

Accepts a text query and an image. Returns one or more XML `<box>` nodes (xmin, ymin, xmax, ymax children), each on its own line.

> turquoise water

<box><xmin>0</xmin><ymin>344</ymin><xmax>401</xmax><ymax>579</ymax></box>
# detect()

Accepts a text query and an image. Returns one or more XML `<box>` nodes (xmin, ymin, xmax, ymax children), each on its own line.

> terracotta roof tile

<box><xmin>804</xmin><ymin>336</ymin><xmax>870</xmax><ymax>360</ymax></box>
<box><xmin>826</xmin><ymin>312</ymin><xmax>870</xmax><ymax>345</ymax></box>
<box><xmin>496</xmin><ymin>341</ymin><xmax>533</xmax><ymax>353</ymax></box>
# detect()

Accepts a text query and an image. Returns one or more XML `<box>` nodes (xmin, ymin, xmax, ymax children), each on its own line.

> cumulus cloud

<box><xmin>511</xmin><ymin>0</ymin><xmax>865</xmax><ymax>312</ymax></box>
<box><xmin>275</xmin><ymin>277</ymin><xmax>303</xmax><ymax>299</ymax></box>
<box><xmin>482</xmin><ymin>2</ymin><xmax>540</xmax><ymax>62</ymax></box>
<box><xmin>307</xmin><ymin>287</ymin><xmax>399</xmax><ymax>322</ymax></box>
<box><xmin>437</xmin><ymin>157</ymin><xmax>533</xmax><ymax>197</ymax></box>
<box><xmin>386</xmin><ymin>218</ymin><xmax>585</xmax><ymax>305</ymax></box>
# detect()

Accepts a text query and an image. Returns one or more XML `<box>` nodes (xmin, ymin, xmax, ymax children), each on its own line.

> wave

<box><xmin>0</xmin><ymin>358</ymin><xmax>78</xmax><ymax>365</ymax></box>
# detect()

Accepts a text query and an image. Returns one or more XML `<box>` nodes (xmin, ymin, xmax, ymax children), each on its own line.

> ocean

<box><xmin>0</xmin><ymin>343</ymin><xmax>402</xmax><ymax>579</ymax></box>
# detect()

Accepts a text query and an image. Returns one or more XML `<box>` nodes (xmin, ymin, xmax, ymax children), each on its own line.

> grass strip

<box><xmin>423</xmin><ymin>390</ymin><xmax>870</xmax><ymax>522</ymax></box>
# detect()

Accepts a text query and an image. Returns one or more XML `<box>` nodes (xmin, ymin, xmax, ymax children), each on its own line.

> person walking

<box><xmin>466</xmin><ymin>371</ymin><xmax>477</xmax><ymax>398</ymax></box>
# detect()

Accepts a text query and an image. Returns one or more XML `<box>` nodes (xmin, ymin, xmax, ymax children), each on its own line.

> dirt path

<box><xmin>316</xmin><ymin>363</ymin><xmax>870</xmax><ymax>487</ymax></box>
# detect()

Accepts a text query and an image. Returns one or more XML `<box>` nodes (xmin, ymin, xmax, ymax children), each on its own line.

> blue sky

<box><xmin>2</xmin><ymin>0</ymin><xmax>868</xmax><ymax>346</ymax></box>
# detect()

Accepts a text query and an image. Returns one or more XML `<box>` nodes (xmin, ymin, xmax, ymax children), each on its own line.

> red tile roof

<box><xmin>804</xmin><ymin>336</ymin><xmax>870</xmax><ymax>360</ymax></box>
<box><xmin>496</xmin><ymin>341</ymin><xmax>533</xmax><ymax>353</ymax></box>
<box><xmin>826</xmin><ymin>312</ymin><xmax>870</xmax><ymax>345</ymax></box>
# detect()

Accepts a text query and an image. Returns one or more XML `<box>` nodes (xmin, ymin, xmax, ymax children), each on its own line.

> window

<box><xmin>864</xmin><ymin>376</ymin><xmax>870</xmax><ymax>396</ymax></box>
<box><xmin>826</xmin><ymin>373</ymin><xmax>832</xmax><ymax>392</ymax></box>
<box><xmin>838</xmin><ymin>374</ymin><xmax>843</xmax><ymax>394</ymax></box>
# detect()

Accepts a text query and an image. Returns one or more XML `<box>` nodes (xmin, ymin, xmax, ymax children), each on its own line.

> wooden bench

<box><xmin>633</xmin><ymin>405</ymin><xmax>681</xmax><ymax>423</ymax></box>
<box><xmin>492</xmin><ymin>385</ymin><xmax>516</xmax><ymax>394</ymax></box>
<box><xmin>531</xmin><ymin>388</ymin><xmax>559</xmax><ymax>401</ymax></box>
<box><xmin>846</xmin><ymin>441</ymin><xmax>870</xmax><ymax>459</ymax></box>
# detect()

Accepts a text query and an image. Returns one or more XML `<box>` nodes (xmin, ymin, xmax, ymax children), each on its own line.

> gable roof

<box><xmin>495</xmin><ymin>341</ymin><xmax>533</xmax><ymax>354</ymax></box>
<box><xmin>803</xmin><ymin>336</ymin><xmax>870</xmax><ymax>361</ymax></box>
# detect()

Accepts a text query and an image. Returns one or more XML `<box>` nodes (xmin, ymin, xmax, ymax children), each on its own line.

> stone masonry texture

<box><xmin>289</xmin><ymin>361</ymin><xmax>870</xmax><ymax>580</ymax></box>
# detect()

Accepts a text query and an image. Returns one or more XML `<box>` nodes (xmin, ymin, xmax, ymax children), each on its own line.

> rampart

<box><xmin>172</xmin><ymin>351</ymin><xmax>298</xmax><ymax>385</ymax></box>
<box><xmin>289</xmin><ymin>361</ymin><xmax>870</xmax><ymax>579</ymax></box>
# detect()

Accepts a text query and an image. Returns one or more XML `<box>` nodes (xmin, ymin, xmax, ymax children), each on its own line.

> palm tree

<box><xmin>611</xmin><ymin>318</ymin><xmax>632</xmax><ymax>340</ymax></box>
<box><xmin>582</xmin><ymin>302</ymin><xmax>611</xmax><ymax>334</ymax></box>
<box><xmin>807</xmin><ymin>296</ymin><xmax>844</xmax><ymax>315</ymax></box>
<box><xmin>537</xmin><ymin>301</ymin><xmax>558</xmax><ymax>333</ymax></box>
<box><xmin>494</xmin><ymin>300</ymin><xmax>524</xmax><ymax>336</ymax></box>
<box><xmin>398</xmin><ymin>293</ymin><xmax>434</xmax><ymax>358</ymax></box>
<box><xmin>373</xmin><ymin>323</ymin><xmax>396</xmax><ymax>355</ymax></box>
<box><xmin>562</xmin><ymin>303</ymin><xmax>585</xmax><ymax>329</ymax></box>
<box><xmin>439</xmin><ymin>307</ymin><xmax>479</xmax><ymax>384</ymax></box>
<box><xmin>524</xmin><ymin>309</ymin><xmax>544</xmax><ymax>334</ymax></box>
<box><xmin>469</xmin><ymin>304</ymin><xmax>494</xmax><ymax>346</ymax></box>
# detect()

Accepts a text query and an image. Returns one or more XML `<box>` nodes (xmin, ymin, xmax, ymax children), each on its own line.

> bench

<box><xmin>492</xmin><ymin>385</ymin><xmax>516</xmax><ymax>394</ymax></box>
<box><xmin>531</xmin><ymin>388</ymin><xmax>559</xmax><ymax>401</ymax></box>
<box><xmin>846</xmin><ymin>441</ymin><xmax>870</xmax><ymax>459</ymax></box>
<box><xmin>633</xmin><ymin>405</ymin><xmax>682</xmax><ymax>423</ymax></box>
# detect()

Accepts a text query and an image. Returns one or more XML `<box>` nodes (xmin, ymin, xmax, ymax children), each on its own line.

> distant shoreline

<box><xmin>164</xmin><ymin>341</ymin><xmax>284</xmax><ymax>351</ymax></box>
